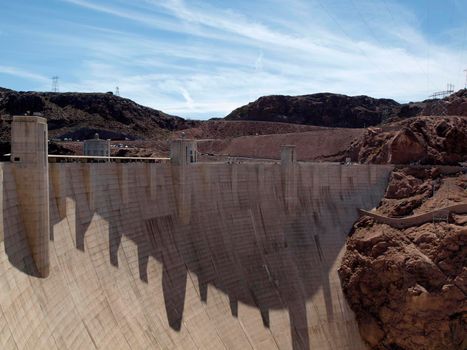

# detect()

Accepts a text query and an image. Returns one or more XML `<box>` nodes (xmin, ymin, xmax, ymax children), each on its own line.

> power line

<box><xmin>426</xmin><ymin>0</ymin><xmax>431</xmax><ymax>94</ymax></box>
<box><xmin>457</xmin><ymin>30</ymin><xmax>467</xmax><ymax>88</ymax></box>
<box><xmin>453</xmin><ymin>0</ymin><xmax>467</xmax><ymax>89</ymax></box>
<box><xmin>380</xmin><ymin>0</ymin><xmax>396</xmax><ymax>24</ymax></box>
<box><xmin>380</xmin><ymin>0</ymin><xmax>426</xmax><ymax>77</ymax></box>
<box><xmin>314</xmin><ymin>0</ymin><xmax>404</xmax><ymax>92</ymax></box>
<box><xmin>349</xmin><ymin>0</ymin><xmax>383</xmax><ymax>48</ymax></box>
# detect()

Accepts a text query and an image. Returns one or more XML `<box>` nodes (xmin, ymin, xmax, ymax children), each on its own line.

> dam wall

<box><xmin>0</xmin><ymin>158</ymin><xmax>393</xmax><ymax>350</ymax></box>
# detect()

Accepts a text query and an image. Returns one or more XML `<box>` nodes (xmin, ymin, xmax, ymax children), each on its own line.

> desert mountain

<box><xmin>224</xmin><ymin>90</ymin><xmax>467</xmax><ymax>127</ymax></box>
<box><xmin>0</xmin><ymin>87</ymin><xmax>197</xmax><ymax>141</ymax></box>
<box><xmin>224</xmin><ymin>93</ymin><xmax>401</xmax><ymax>127</ymax></box>
<box><xmin>347</xmin><ymin>116</ymin><xmax>467</xmax><ymax>165</ymax></box>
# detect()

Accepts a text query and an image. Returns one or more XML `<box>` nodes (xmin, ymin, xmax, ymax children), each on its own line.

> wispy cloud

<box><xmin>255</xmin><ymin>51</ymin><xmax>264</xmax><ymax>72</ymax></box>
<box><xmin>2</xmin><ymin>0</ymin><xmax>466</xmax><ymax>118</ymax></box>
<box><xmin>0</xmin><ymin>65</ymin><xmax>50</xmax><ymax>85</ymax></box>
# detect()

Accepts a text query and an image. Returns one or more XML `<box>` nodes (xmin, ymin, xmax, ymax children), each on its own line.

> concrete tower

<box><xmin>170</xmin><ymin>139</ymin><xmax>197</xmax><ymax>224</ymax></box>
<box><xmin>83</xmin><ymin>133</ymin><xmax>110</xmax><ymax>157</ymax></box>
<box><xmin>11</xmin><ymin>116</ymin><xmax>50</xmax><ymax>277</ymax></box>
<box><xmin>170</xmin><ymin>139</ymin><xmax>198</xmax><ymax>165</ymax></box>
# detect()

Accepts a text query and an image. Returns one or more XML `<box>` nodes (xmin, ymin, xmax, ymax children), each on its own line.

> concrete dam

<box><xmin>0</xmin><ymin>117</ymin><xmax>393</xmax><ymax>349</ymax></box>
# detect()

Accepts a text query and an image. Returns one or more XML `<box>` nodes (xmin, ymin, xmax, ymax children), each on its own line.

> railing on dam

<box><xmin>48</xmin><ymin>154</ymin><xmax>170</xmax><ymax>163</ymax></box>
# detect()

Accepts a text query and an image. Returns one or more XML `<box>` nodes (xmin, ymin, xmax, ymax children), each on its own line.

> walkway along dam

<box><xmin>0</xmin><ymin>116</ymin><xmax>394</xmax><ymax>349</ymax></box>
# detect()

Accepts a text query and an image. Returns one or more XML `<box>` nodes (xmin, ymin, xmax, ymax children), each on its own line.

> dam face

<box><xmin>0</xmin><ymin>116</ymin><xmax>394</xmax><ymax>350</ymax></box>
<box><xmin>0</xmin><ymin>160</ymin><xmax>392</xmax><ymax>350</ymax></box>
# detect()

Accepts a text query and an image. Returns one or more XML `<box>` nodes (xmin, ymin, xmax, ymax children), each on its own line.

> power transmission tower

<box><xmin>426</xmin><ymin>83</ymin><xmax>454</xmax><ymax>116</ymax></box>
<box><xmin>51</xmin><ymin>76</ymin><xmax>59</xmax><ymax>92</ymax></box>
<box><xmin>115</xmin><ymin>86</ymin><xmax>120</xmax><ymax>96</ymax></box>
<box><xmin>464</xmin><ymin>69</ymin><xmax>467</xmax><ymax>89</ymax></box>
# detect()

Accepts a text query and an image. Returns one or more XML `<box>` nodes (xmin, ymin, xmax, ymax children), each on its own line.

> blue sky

<box><xmin>0</xmin><ymin>0</ymin><xmax>466</xmax><ymax>119</ymax></box>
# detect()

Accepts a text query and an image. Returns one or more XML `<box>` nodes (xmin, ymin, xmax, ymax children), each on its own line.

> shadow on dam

<box><xmin>3</xmin><ymin>161</ymin><xmax>392</xmax><ymax>349</ymax></box>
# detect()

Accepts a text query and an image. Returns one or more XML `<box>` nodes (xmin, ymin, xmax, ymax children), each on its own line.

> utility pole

<box><xmin>51</xmin><ymin>76</ymin><xmax>59</xmax><ymax>92</ymax></box>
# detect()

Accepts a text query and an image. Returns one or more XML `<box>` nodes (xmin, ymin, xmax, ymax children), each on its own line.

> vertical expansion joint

<box><xmin>281</xmin><ymin>145</ymin><xmax>298</xmax><ymax>212</ymax></box>
<box><xmin>11</xmin><ymin>116</ymin><xmax>50</xmax><ymax>277</ymax></box>
<box><xmin>281</xmin><ymin>145</ymin><xmax>296</xmax><ymax>166</ymax></box>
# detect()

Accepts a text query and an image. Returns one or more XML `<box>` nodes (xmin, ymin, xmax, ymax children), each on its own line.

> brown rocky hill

<box><xmin>339</xmin><ymin>167</ymin><xmax>467</xmax><ymax>350</ymax></box>
<box><xmin>0</xmin><ymin>87</ymin><xmax>197</xmax><ymax>141</ymax></box>
<box><xmin>225</xmin><ymin>93</ymin><xmax>401</xmax><ymax>127</ymax></box>
<box><xmin>224</xmin><ymin>89</ymin><xmax>467</xmax><ymax>128</ymax></box>
<box><xmin>346</xmin><ymin>116</ymin><xmax>467</xmax><ymax>165</ymax></box>
<box><xmin>421</xmin><ymin>89</ymin><xmax>467</xmax><ymax>117</ymax></box>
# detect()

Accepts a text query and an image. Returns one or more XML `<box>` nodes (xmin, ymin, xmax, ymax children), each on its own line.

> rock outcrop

<box><xmin>339</xmin><ymin>169</ymin><xmax>467</xmax><ymax>350</ymax></box>
<box><xmin>340</xmin><ymin>221</ymin><xmax>466</xmax><ymax>350</ymax></box>
<box><xmin>0</xmin><ymin>87</ymin><xmax>197</xmax><ymax>141</ymax></box>
<box><xmin>422</xmin><ymin>89</ymin><xmax>467</xmax><ymax>117</ymax></box>
<box><xmin>347</xmin><ymin>116</ymin><xmax>467</xmax><ymax>165</ymax></box>
<box><xmin>225</xmin><ymin>89</ymin><xmax>467</xmax><ymax>128</ymax></box>
<box><xmin>225</xmin><ymin>93</ymin><xmax>400</xmax><ymax>128</ymax></box>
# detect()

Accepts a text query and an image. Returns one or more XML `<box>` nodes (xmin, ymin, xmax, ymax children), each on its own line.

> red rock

<box><xmin>339</xmin><ymin>170</ymin><xmax>467</xmax><ymax>349</ymax></box>
<box><xmin>348</xmin><ymin>116</ymin><xmax>467</xmax><ymax>165</ymax></box>
<box><xmin>387</xmin><ymin>128</ymin><xmax>426</xmax><ymax>164</ymax></box>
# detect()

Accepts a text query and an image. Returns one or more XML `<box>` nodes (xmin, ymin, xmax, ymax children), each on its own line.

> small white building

<box><xmin>83</xmin><ymin>133</ymin><xmax>110</xmax><ymax>157</ymax></box>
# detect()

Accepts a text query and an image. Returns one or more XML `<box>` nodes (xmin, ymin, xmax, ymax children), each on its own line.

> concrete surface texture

<box><xmin>0</xmin><ymin>160</ymin><xmax>392</xmax><ymax>349</ymax></box>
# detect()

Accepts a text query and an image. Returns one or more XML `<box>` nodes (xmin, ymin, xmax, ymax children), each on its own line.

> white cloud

<box><xmin>0</xmin><ymin>65</ymin><xmax>50</xmax><ymax>85</ymax></box>
<box><xmin>9</xmin><ymin>0</ymin><xmax>467</xmax><ymax>118</ymax></box>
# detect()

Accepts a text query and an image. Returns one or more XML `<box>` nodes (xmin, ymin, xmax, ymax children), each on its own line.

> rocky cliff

<box><xmin>346</xmin><ymin>116</ymin><xmax>467</xmax><ymax>165</ymax></box>
<box><xmin>225</xmin><ymin>93</ymin><xmax>400</xmax><ymax>128</ymax></box>
<box><xmin>224</xmin><ymin>89</ymin><xmax>467</xmax><ymax>128</ymax></box>
<box><xmin>421</xmin><ymin>89</ymin><xmax>467</xmax><ymax>117</ymax></box>
<box><xmin>0</xmin><ymin>87</ymin><xmax>197</xmax><ymax>141</ymax></box>
<box><xmin>339</xmin><ymin>168</ymin><xmax>467</xmax><ymax>350</ymax></box>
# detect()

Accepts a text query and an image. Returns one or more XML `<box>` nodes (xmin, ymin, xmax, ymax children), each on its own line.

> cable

<box><xmin>352</xmin><ymin>0</ymin><xmax>428</xmax><ymax>87</ymax></box>
<box><xmin>426</xmin><ymin>0</ymin><xmax>430</xmax><ymax>94</ymax></box>
<box><xmin>455</xmin><ymin>13</ymin><xmax>467</xmax><ymax>89</ymax></box>
<box><xmin>380</xmin><ymin>0</ymin><xmax>427</xmax><ymax>77</ymax></box>
<box><xmin>314</xmin><ymin>0</ymin><xmax>403</xmax><ymax>94</ymax></box>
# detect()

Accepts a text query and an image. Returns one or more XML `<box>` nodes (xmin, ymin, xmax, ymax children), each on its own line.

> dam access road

<box><xmin>0</xmin><ymin>116</ymin><xmax>394</xmax><ymax>349</ymax></box>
